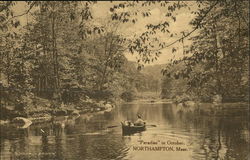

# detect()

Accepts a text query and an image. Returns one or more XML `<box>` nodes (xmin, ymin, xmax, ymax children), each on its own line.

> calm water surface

<box><xmin>0</xmin><ymin>102</ymin><xmax>249</xmax><ymax>160</ymax></box>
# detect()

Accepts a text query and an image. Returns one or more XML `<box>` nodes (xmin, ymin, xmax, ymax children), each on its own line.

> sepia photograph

<box><xmin>0</xmin><ymin>1</ymin><xmax>249</xmax><ymax>160</ymax></box>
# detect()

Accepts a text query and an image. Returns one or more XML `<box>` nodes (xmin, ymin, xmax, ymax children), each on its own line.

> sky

<box><xmin>13</xmin><ymin>1</ymin><xmax>199</xmax><ymax>66</ymax></box>
<box><xmin>89</xmin><ymin>1</ymin><xmax>199</xmax><ymax>65</ymax></box>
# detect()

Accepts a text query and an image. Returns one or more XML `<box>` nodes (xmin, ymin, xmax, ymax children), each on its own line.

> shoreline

<box><xmin>30</xmin><ymin>103</ymin><xmax>115</xmax><ymax>124</ymax></box>
<box><xmin>1</xmin><ymin>99</ymin><xmax>248</xmax><ymax>127</ymax></box>
<box><xmin>0</xmin><ymin>102</ymin><xmax>116</xmax><ymax>127</ymax></box>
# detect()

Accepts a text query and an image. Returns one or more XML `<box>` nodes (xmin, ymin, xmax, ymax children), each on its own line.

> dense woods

<box><xmin>0</xmin><ymin>2</ymin><xmax>142</xmax><ymax>118</ymax></box>
<box><xmin>161</xmin><ymin>1</ymin><xmax>249</xmax><ymax>102</ymax></box>
<box><xmin>0</xmin><ymin>1</ymin><xmax>249</xmax><ymax>119</ymax></box>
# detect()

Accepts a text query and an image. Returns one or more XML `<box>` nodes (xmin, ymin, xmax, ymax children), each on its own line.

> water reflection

<box><xmin>0</xmin><ymin>103</ymin><xmax>249</xmax><ymax>160</ymax></box>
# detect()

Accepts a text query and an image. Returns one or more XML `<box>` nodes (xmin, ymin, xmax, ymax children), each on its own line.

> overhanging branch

<box><xmin>4</xmin><ymin>2</ymin><xmax>35</xmax><ymax>24</ymax></box>
<box><xmin>151</xmin><ymin>1</ymin><xmax>219</xmax><ymax>51</ymax></box>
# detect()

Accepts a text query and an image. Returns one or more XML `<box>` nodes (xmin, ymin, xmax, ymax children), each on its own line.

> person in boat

<box><xmin>124</xmin><ymin>120</ymin><xmax>134</xmax><ymax>126</ymax></box>
<box><xmin>134</xmin><ymin>115</ymin><xmax>145</xmax><ymax>126</ymax></box>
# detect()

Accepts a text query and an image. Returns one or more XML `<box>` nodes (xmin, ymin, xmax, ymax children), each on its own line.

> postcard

<box><xmin>0</xmin><ymin>1</ymin><xmax>249</xmax><ymax>160</ymax></box>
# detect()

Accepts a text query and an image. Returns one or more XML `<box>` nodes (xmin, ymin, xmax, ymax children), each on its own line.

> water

<box><xmin>0</xmin><ymin>102</ymin><xmax>249</xmax><ymax>160</ymax></box>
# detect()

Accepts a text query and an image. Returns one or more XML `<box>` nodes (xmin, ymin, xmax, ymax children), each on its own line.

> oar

<box><xmin>106</xmin><ymin>124</ymin><xmax>157</xmax><ymax>129</ymax></box>
<box><xmin>147</xmin><ymin>124</ymin><xmax>157</xmax><ymax>127</ymax></box>
<box><xmin>107</xmin><ymin>125</ymin><xmax>120</xmax><ymax>129</ymax></box>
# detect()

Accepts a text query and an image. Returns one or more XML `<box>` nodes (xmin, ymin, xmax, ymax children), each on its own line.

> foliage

<box><xmin>109</xmin><ymin>1</ymin><xmax>187</xmax><ymax>65</ymax></box>
<box><xmin>0</xmin><ymin>1</ymin><xmax>249</xmax><ymax>118</ymax></box>
<box><xmin>120</xmin><ymin>90</ymin><xmax>134</xmax><ymax>102</ymax></box>
<box><xmin>161</xmin><ymin>1</ymin><xmax>249</xmax><ymax>102</ymax></box>
<box><xmin>0</xmin><ymin>1</ymin><xmax>149</xmax><ymax>115</ymax></box>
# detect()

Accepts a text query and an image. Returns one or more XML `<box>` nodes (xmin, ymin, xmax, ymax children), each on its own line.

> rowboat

<box><xmin>121</xmin><ymin>121</ymin><xmax>146</xmax><ymax>135</ymax></box>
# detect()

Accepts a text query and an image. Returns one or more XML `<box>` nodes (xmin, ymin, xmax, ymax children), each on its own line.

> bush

<box><xmin>86</xmin><ymin>89</ymin><xmax>113</xmax><ymax>102</ymax></box>
<box><xmin>120</xmin><ymin>91</ymin><xmax>134</xmax><ymax>102</ymax></box>
<box><xmin>173</xmin><ymin>94</ymin><xmax>192</xmax><ymax>104</ymax></box>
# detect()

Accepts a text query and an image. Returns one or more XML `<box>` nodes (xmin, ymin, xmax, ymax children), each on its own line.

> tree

<box><xmin>161</xmin><ymin>0</ymin><xmax>249</xmax><ymax>102</ymax></box>
<box><xmin>108</xmin><ymin>1</ymin><xmax>248</xmax><ymax>102</ymax></box>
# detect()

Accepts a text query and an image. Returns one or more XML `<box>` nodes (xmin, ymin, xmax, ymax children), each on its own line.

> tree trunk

<box><xmin>51</xmin><ymin>9</ymin><xmax>57</xmax><ymax>90</ymax></box>
<box><xmin>51</xmin><ymin>3</ymin><xmax>61</xmax><ymax>101</ymax></box>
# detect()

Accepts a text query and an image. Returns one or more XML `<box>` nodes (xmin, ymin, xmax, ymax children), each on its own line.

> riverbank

<box><xmin>0</xmin><ymin>97</ymin><xmax>117</xmax><ymax>126</ymax></box>
<box><xmin>126</xmin><ymin>98</ymin><xmax>172</xmax><ymax>104</ymax></box>
<box><xmin>0</xmin><ymin>105</ymin><xmax>115</xmax><ymax>127</ymax></box>
<box><xmin>124</xmin><ymin>98</ymin><xmax>249</xmax><ymax>117</ymax></box>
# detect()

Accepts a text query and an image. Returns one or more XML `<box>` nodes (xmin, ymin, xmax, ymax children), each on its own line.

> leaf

<box><xmin>172</xmin><ymin>48</ymin><xmax>177</xmax><ymax>53</ymax></box>
<box><xmin>110</xmin><ymin>8</ymin><xmax>114</xmax><ymax>12</ymax></box>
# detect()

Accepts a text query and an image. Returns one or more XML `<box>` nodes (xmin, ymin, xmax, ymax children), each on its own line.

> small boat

<box><xmin>121</xmin><ymin>121</ymin><xmax>146</xmax><ymax>135</ymax></box>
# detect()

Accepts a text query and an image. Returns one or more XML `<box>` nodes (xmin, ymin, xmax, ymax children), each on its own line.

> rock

<box><xmin>99</xmin><ymin>100</ymin><xmax>106</xmax><ymax>104</ymax></box>
<box><xmin>97</xmin><ymin>102</ymin><xmax>106</xmax><ymax>109</ymax></box>
<box><xmin>30</xmin><ymin>115</ymin><xmax>52</xmax><ymax>124</ymax></box>
<box><xmin>183</xmin><ymin>101</ymin><xmax>196</xmax><ymax>107</ymax></box>
<box><xmin>52</xmin><ymin>116</ymin><xmax>67</xmax><ymax>122</ymax></box>
<box><xmin>177</xmin><ymin>103</ymin><xmax>184</xmax><ymax>108</ymax></box>
<box><xmin>104</xmin><ymin>107</ymin><xmax>112</xmax><ymax>113</ymax></box>
<box><xmin>53</xmin><ymin>110</ymin><xmax>68</xmax><ymax>116</ymax></box>
<box><xmin>0</xmin><ymin>120</ymin><xmax>9</xmax><ymax>125</ymax></box>
<box><xmin>76</xmin><ymin>106</ymin><xmax>82</xmax><ymax>110</ymax></box>
<box><xmin>11</xmin><ymin>117</ymin><xmax>32</xmax><ymax>127</ymax></box>
<box><xmin>105</xmin><ymin>103</ymin><xmax>112</xmax><ymax>109</ymax></box>
<box><xmin>69</xmin><ymin>110</ymin><xmax>80</xmax><ymax>119</ymax></box>
<box><xmin>79</xmin><ymin>109</ymin><xmax>89</xmax><ymax>114</ymax></box>
<box><xmin>213</xmin><ymin>94</ymin><xmax>222</xmax><ymax>104</ymax></box>
<box><xmin>71</xmin><ymin>110</ymin><xmax>80</xmax><ymax>116</ymax></box>
<box><xmin>95</xmin><ymin>108</ymin><xmax>101</xmax><ymax>111</ymax></box>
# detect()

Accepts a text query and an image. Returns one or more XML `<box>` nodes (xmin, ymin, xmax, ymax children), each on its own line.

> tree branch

<box><xmin>4</xmin><ymin>2</ymin><xmax>35</xmax><ymax>24</ymax></box>
<box><xmin>0</xmin><ymin>2</ymin><xmax>12</xmax><ymax>13</ymax></box>
<box><xmin>151</xmin><ymin>1</ymin><xmax>219</xmax><ymax>51</ymax></box>
<box><xmin>234</xmin><ymin>2</ymin><xmax>249</xmax><ymax>27</ymax></box>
